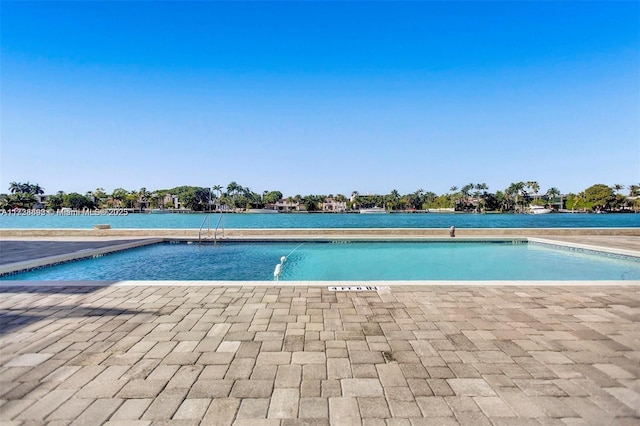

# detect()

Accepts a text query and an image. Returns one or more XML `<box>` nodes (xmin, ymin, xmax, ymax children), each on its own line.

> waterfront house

<box><xmin>162</xmin><ymin>194</ymin><xmax>183</xmax><ymax>210</ymax></box>
<box><xmin>275</xmin><ymin>199</ymin><xmax>302</xmax><ymax>212</ymax></box>
<box><xmin>33</xmin><ymin>194</ymin><xmax>48</xmax><ymax>209</ymax></box>
<box><xmin>323</xmin><ymin>198</ymin><xmax>347</xmax><ymax>212</ymax></box>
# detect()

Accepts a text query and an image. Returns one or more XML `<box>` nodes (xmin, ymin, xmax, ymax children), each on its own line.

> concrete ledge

<box><xmin>529</xmin><ymin>237</ymin><xmax>640</xmax><ymax>259</ymax></box>
<box><xmin>2</xmin><ymin>227</ymin><xmax>640</xmax><ymax>238</ymax></box>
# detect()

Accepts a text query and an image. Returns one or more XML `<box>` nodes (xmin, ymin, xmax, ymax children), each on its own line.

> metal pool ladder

<box><xmin>198</xmin><ymin>214</ymin><xmax>225</xmax><ymax>244</ymax></box>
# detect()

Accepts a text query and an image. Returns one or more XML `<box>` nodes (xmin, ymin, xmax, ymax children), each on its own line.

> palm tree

<box><xmin>8</xmin><ymin>182</ymin><xmax>21</xmax><ymax>194</ymax></box>
<box><xmin>227</xmin><ymin>182</ymin><xmax>243</xmax><ymax>196</ymax></box>
<box><xmin>202</xmin><ymin>187</ymin><xmax>211</xmax><ymax>212</ymax></box>
<box><xmin>8</xmin><ymin>192</ymin><xmax>36</xmax><ymax>209</ymax></box>
<box><xmin>226</xmin><ymin>182</ymin><xmax>243</xmax><ymax>210</ymax></box>
<box><xmin>30</xmin><ymin>183</ymin><xmax>45</xmax><ymax>195</ymax></box>
<box><xmin>630</xmin><ymin>184</ymin><xmax>640</xmax><ymax>211</ymax></box>
<box><xmin>93</xmin><ymin>188</ymin><xmax>107</xmax><ymax>208</ymax></box>
<box><xmin>546</xmin><ymin>187</ymin><xmax>561</xmax><ymax>209</ymax></box>
<box><xmin>242</xmin><ymin>187</ymin><xmax>260</xmax><ymax>209</ymax></box>
<box><xmin>8</xmin><ymin>181</ymin><xmax>44</xmax><ymax>195</ymax></box>
<box><xmin>475</xmin><ymin>183</ymin><xmax>488</xmax><ymax>212</ymax></box>
<box><xmin>460</xmin><ymin>183</ymin><xmax>474</xmax><ymax>210</ymax></box>
<box><xmin>413</xmin><ymin>188</ymin><xmax>425</xmax><ymax>210</ymax></box>
<box><xmin>449</xmin><ymin>186</ymin><xmax>459</xmax><ymax>209</ymax></box>
<box><xmin>389</xmin><ymin>189</ymin><xmax>400</xmax><ymax>210</ymax></box>
<box><xmin>350</xmin><ymin>191</ymin><xmax>360</xmax><ymax>209</ymax></box>
<box><xmin>461</xmin><ymin>183</ymin><xmax>473</xmax><ymax>199</ymax></box>
<box><xmin>124</xmin><ymin>191</ymin><xmax>138</xmax><ymax>209</ymax></box>
<box><xmin>612</xmin><ymin>184</ymin><xmax>624</xmax><ymax>195</ymax></box>
<box><xmin>226</xmin><ymin>182</ymin><xmax>237</xmax><ymax>197</ymax></box>
<box><xmin>471</xmin><ymin>185</ymin><xmax>480</xmax><ymax>212</ymax></box>
<box><xmin>45</xmin><ymin>191</ymin><xmax>65</xmax><ymax>210</ymax></box>
<box><xmin>111</xmin><ymin>188</ymin><xmax>128</xmax><ymax>208</ymax></box>
<box><xmin>525</xmin><ymin>181</ymin><xmax>540</xmax><ymax>204</ymax></box>
<box><xmin>138</xmin><ymin>187</ymin><xmax>151</xmax><ymax>212</ymax></box>
<box><xmin>149</xmin><ymin>191</ymin><xmax>162</xmax><ymax>209</ymax></box>
<box><xmin>212</xmin><ymin>185</ymin><xmax>223</xmax><ymax>211</ymax></box>
<box><xmin>506</xmin><ymin>182</ymin><xmax>525</xmax><ymax>212</ymax></box>
<box><xmin>519</xmin><ymin>185</ymin><xmax>529</xmax><ymax>211</ymax></box>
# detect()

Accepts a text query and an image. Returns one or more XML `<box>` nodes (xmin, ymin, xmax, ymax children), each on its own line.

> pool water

<box><xmin>3</xmin><ymin>241</ymin><xmax>639</xmax><ymax>281</ymax></box>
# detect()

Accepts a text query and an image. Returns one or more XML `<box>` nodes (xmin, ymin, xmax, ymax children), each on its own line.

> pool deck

<box><xmin>0</xmin><ymin>232</ymin><xmax>639</xmax><ymax>425</ymax></box>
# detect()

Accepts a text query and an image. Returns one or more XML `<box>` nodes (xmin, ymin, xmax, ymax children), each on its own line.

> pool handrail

<box><xmin>214</xmin><ymin>214</ymin><xmax>225</xmax><ymax>244</ymax></box>
<box><xmin>198</xmin><ymin>214</ymin><xmax>210</xmax><ymax>243</ymax></box>
<box><xmin>198</xmin><ymin>213</ymin><xmax>225</xmax><ymax>244</ymax></box>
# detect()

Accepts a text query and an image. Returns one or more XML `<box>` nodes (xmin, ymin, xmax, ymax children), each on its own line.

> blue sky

<box><xmin>2</xmin><ymin>1</ymin><xmax>639</xmax><ymax>197</ymax></box>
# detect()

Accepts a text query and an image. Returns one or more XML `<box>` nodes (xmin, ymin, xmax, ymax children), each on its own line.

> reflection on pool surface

<box><xmin>3</xmin><ymin>241</ymin><xmax>639</xmax><ymax>281</ymax></box>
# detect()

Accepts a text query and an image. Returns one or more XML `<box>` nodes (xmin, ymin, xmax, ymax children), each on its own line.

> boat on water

<box><xmin>359</xmin><ymin>206</ymin><xmax>389</xmax><ymax>214</ymax></box>
<box><xmin>245</xmin><ymin>208</ymin><xmax>279</xmax><ymax>214</ymax></box>
<box><xmin>529</xmin><ymin>205</ymin><xmax>552</xmax><ymax>214</ymax></box>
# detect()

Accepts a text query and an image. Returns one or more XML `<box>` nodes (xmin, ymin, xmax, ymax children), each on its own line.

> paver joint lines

<box><xmin>0</xmin><ymin>284</ymin><xmax>638</xmax><ymax>424</ymax></box>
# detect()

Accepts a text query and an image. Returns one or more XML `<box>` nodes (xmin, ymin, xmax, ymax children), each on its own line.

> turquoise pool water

<box><xmin>3</xmin><ymin>241</ymin><xmax>639</xmax><ymax>281</ymax></box>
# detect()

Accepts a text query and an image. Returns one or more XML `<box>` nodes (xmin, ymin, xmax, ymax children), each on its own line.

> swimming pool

<box><xmin>2</xmin><ymin>241</ymin><xmax>639</xmax><ymax>281</ymax></box>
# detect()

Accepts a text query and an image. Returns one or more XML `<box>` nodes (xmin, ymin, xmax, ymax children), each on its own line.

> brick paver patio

<box><xmin>1</xmin><ymin>283</ymin><xmax>638</xmax><ymax>425</ymax></box>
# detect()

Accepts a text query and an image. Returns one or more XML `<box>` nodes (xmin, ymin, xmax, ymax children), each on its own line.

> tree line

<box><xmin>2</xmin><ymin>180</ymin><xmax>639</xmax><ymax>212</ymax></box>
